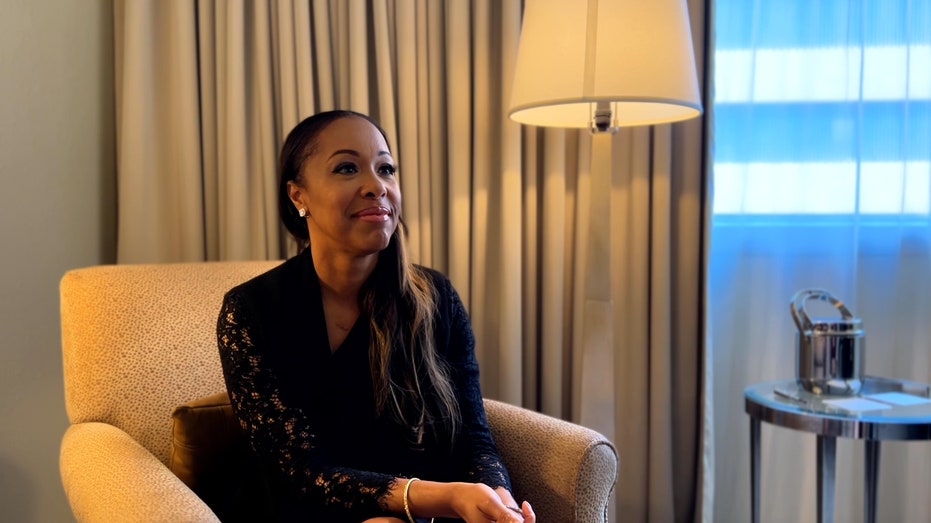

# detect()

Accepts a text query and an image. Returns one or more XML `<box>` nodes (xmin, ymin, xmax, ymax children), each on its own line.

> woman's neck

<box><xmin>310</xmin><ymin>246</ymin><xmax>378</xmax><ymax>301</ymax></box>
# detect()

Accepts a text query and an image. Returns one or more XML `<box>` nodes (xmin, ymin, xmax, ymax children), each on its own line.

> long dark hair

<box><xmin>277</xmin><ymin>110</ymin><xmax>460</xmax><ymax>442</ymax></box>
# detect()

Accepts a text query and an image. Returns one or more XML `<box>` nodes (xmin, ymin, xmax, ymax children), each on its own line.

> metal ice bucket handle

<box><xmin>790</xmin><ymin>288</ymin><xmax>854</xmax><ymax>332</ymax></box>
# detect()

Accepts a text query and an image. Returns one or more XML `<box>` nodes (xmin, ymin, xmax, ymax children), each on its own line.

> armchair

<box><xmin>59</xmin><ymin>261</ymin><xmax>618</xmax><ymax>522</ymax></box>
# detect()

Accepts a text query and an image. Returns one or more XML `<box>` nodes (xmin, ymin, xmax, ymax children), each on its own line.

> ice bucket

<box><xmin>790</xmin><ymin>289</ymin><xmax>864</xmax><ymax>396</ymax></box>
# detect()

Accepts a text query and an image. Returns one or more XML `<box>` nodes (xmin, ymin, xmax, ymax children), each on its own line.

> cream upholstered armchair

<box><xmin>59</xmin><ymin>261</ymin><xmax>618</xmax><ymax>522</ymax></box>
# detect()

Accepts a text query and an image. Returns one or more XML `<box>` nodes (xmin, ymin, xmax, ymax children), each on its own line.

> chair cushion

<box><xmin>169</xmin><ymin>392</ymin><xmax>273</xmax><ymax>522</ymax></box>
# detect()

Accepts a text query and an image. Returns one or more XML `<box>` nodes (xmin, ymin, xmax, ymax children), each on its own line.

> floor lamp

<box><xmin>507</xmin><ymin>0</ymin><xmax>704</xmax><ymax>444</ymax></box>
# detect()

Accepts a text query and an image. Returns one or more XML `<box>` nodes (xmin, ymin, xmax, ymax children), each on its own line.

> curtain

<box><xmin>113</xmin><ymin>1</ymin><xmax>711</xmax><ymax>521</ymax></box>
<box><xmin>711</xmin><ymin>0</ymin><xmax>931</xmax><ymax>521</ymax></box>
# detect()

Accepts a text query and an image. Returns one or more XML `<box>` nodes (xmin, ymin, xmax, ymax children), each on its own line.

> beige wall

<box><xmin>0</xmin><ymin>0</ymin><xmax>116</xmax><ymax>520</ymax></box>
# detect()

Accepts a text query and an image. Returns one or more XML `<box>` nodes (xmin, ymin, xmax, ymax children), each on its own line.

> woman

<box><xmin>217</xmin><ymin>110</ymin><xmax>534</xmax><ymax>523</ymax></box>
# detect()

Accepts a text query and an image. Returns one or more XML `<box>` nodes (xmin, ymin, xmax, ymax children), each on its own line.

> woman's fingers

<box><xmin>495</xmin><ymin>502</ymin><xmax>526</xmax><ymax>523</ymax></box>
<box><xmin>520</xmin><ymin>500</ymin><xmax>535</xmax><ymax>523</ymax></box>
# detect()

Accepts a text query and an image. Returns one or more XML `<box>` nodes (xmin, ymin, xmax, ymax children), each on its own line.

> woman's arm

<box><xmin>432</xmin><ymin>275</ymin><xmax>533</xmax><ymax>521</ymax></box>
<box><xmin>441</xmin><ymin>277</ymin><xmax>514</xmax><ymax>491</ymax></box>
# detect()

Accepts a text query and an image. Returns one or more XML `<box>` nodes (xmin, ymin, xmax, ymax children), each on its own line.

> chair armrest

<box><xmin>60</xmin><ymin>422</ymin><xmax>220</xmax><ymax>523</ymax></box>
<box><xmin>483</xmin><ymin>399</ymin><xmax>618</xmax><ymax>523</ymax></box>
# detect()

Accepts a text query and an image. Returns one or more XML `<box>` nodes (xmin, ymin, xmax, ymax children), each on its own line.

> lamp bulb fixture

<box><xmin>591</xmin><ymin>101</ymin><xmax>619</xmax><ymax>134</ymax></box>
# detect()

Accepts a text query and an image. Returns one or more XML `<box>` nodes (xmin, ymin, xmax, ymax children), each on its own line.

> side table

<box><xmin>744</xmin><ymin>375</ymin><xmax>931</xmax><ymax>523</ymax></box>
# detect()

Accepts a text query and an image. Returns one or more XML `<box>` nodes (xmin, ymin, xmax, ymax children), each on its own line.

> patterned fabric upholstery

<box><xmin>485</xmin><ymin>399</ymin><xmax>618</xmax><ymax>522</ymax></box>
<box><xmin>59</xmin><ymin>261</ymin><xmax>619</xmax><ymax>522</ymax></box>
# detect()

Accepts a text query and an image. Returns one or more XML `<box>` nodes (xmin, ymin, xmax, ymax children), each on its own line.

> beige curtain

<box><xmin>114</xmin><ymin>1</ymin><xmax>711</xmax><ymax>521</ymax></box>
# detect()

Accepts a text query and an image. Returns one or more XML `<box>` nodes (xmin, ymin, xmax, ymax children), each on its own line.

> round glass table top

<box><xmin>744</xmin><ymin>375</ymin><xmax>931</xmax><ymax>440</ymax></box>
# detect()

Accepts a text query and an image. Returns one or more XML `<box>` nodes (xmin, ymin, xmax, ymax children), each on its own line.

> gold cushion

<box><xmin>169</xmin><ymin>392</ymin><xmax>273</xmax><ymax>521</ymax></box>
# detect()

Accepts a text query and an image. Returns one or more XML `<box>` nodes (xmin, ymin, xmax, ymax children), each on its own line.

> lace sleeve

<box><xmin>217</xmin><ymin>290</ymin><xmax>396</xmax><ymax>518</ymax></box>
<box><xmin>442</xmin><ymin>278</ymin><xmax>514</xmax><ymax>492</ymax></box>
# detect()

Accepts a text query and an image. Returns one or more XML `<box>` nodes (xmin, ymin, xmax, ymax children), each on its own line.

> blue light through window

<box><xmin>712</xmin><ymin>0</ymin><xmax>931</xmax><ymax>216</ymax></box>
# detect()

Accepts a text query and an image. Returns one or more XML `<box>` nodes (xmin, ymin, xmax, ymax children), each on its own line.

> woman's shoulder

<box><xmin>413</xmin><ymin>264</ymin><xmax>454</xmax><ymax>296</ymax></box>
<box><xmin>225</xmin><ymin>250</ymin><xmax>311</xmax><ymax>302</ymax></box>
<box><xmin>413</xmin><ymin>264</ymin><xmax>446</xmax><ymax>282</ymax></box>
<box><xmin>412</xmin><ymin>265</ymin><xmax>469</xmax><ymax>323</ymax></box>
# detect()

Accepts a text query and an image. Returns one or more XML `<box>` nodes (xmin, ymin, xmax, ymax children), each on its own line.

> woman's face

<box><xmin>288</xmin><ymin>116</ymin><xmax>401</xmax><ymax>259</ymax></box>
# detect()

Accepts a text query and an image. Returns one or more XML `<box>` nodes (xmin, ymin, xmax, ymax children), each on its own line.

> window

<box><xmin>711</xmin><ymin>4</ymin><xmax>931</xmax><ymax>520</ymax></box>
<box><xmin>712</xmin><ymin>0</ymin><xmax>931</xmax><ymax>217</ymax></box>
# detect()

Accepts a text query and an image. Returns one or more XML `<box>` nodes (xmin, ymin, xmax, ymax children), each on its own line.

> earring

<box><xmin>298</xmin><ymin>208</ymin><xmax>307</xmax><ymax>218</ymax></box>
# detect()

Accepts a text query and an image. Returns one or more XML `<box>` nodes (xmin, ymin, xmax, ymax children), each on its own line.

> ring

<box><xmin>507</xmin><ymin>506</ymin><xmax>522</xmax><ymax>514</ymax></box>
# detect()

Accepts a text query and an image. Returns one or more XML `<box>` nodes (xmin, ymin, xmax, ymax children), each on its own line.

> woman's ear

<box><xmin>287</xmin><ymin>180</ymin><xmax>306</xmax><ymax>213</ymax></box>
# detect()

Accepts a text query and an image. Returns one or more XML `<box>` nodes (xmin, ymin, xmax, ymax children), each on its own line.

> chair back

<box><xmin>60</xmin><ymin>261</ymin><xmax>279</xmax><ymax>464</ymax></box>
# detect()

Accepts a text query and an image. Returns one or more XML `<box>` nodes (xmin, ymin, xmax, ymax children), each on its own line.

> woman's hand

<box><xmin>517</xmin><ymin>501</ymin><xmax>536</xmax><ymax>522</ymax></box>
<box><xmin>448</xmin><ymin>482</ymin><xmax>529</xmax><ymax>523</ymax></box>
<box><xmin>390</xmin><ymin>479</ymin><xmax>534</xmax><ymax>522</ymax></box>
<box><xmin>495</xmin><ymin>486</ymin><xmax>535</xmax><ymax>523</ymax></box>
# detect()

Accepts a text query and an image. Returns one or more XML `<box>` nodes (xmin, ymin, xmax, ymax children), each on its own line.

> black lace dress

<box><xmin>217</xmin><ymin>249</ymin><xmax>512</xmax><ymax>522</ymax></box>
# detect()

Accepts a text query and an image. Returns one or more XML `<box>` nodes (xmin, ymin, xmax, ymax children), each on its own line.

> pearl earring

<box><xmin>298</xmin><ymin>208</ymin><xmax>307</xmax><ymax>218</ymax></box>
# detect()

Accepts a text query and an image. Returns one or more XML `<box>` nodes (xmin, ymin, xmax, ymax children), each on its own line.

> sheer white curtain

<box><xmin>114</xmin><ymin>1</ymin><xmax>711</xmax><ymax>520</ymax></box>
<box><xmin>711</xmin><ymin>0</ymin><xmax>931</xmax><ymax>521</ymax></box>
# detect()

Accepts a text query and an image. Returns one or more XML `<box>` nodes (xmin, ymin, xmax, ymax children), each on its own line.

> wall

<box><xmin>0</xmin><ymin>0</ymin><xmax>116</xmax><ymax>521</ymax></box>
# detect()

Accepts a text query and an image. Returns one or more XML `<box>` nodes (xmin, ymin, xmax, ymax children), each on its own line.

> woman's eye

<box><xmin>378</xmin><ymin>164</ymin><xmax>397</xmax><ymax>176</ymax></box>
<box><xmin>333</xmin><ymin>163</ymin><xmax>358</xmax><ymax>175</ymax></box>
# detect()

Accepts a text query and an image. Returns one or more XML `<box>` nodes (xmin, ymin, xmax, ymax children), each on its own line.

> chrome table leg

<box><xmin>817</xmin><ymin>435</ymin><xmax>836</xmax><ymax>523</ymax></box>
<box><xmin>865</xmin><ymin>440</ymin><xmax>880</xmax><ymax>523</ymax></box>
<box><xmin>751</xmin><ymin>417</ymin><xmax>760</xmax><ymax>523</ymax></box>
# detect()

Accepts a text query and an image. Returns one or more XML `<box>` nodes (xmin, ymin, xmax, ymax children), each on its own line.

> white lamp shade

<box><xmin>509</xmin><ymin>0</ymin><xmax>703</xmax><ymax>128</ymax></box>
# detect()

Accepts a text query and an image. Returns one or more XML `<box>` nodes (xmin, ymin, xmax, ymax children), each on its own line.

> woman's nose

<box><xmin>361</xmin><ymin>170</ymin><xmax>387</xmax><ymax>198</ymax></box>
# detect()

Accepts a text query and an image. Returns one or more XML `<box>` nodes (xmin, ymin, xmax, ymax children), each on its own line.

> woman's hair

<box><xmin>278</xmin><ymin>110</ymin><xmax>460</xmax><ymax>442</ymax></box>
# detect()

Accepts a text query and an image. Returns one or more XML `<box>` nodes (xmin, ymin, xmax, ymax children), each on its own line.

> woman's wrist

<box><xmin>390</xmin><ymin>479</ymin><xmax>524</xmax><ymax>522</ymax></box>
<box><xmin>389</xmin><ymin>478</ymin><xmax>459</xmax><ymax>520</ymax></box>
<box><xmin>402</xmin><ymin>478</ymin><xmax>420</xmax><ymax>523</ymax></box>
<box><xmin>409</xmin><ymin>480</ymin><xmax>463</xmax><ymax>519</ymax></box>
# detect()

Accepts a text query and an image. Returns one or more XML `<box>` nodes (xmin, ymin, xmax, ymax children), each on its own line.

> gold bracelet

<box><xmin>403</xmin><ymin>477</ymin><xmax>420</xmax><ymax>523</ymax></box>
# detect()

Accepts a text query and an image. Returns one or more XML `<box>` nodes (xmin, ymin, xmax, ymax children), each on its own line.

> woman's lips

<box><xmin>353</xmin><ymin>206</ymin><xmax>391</xmax><ymax>222</ymax></box>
